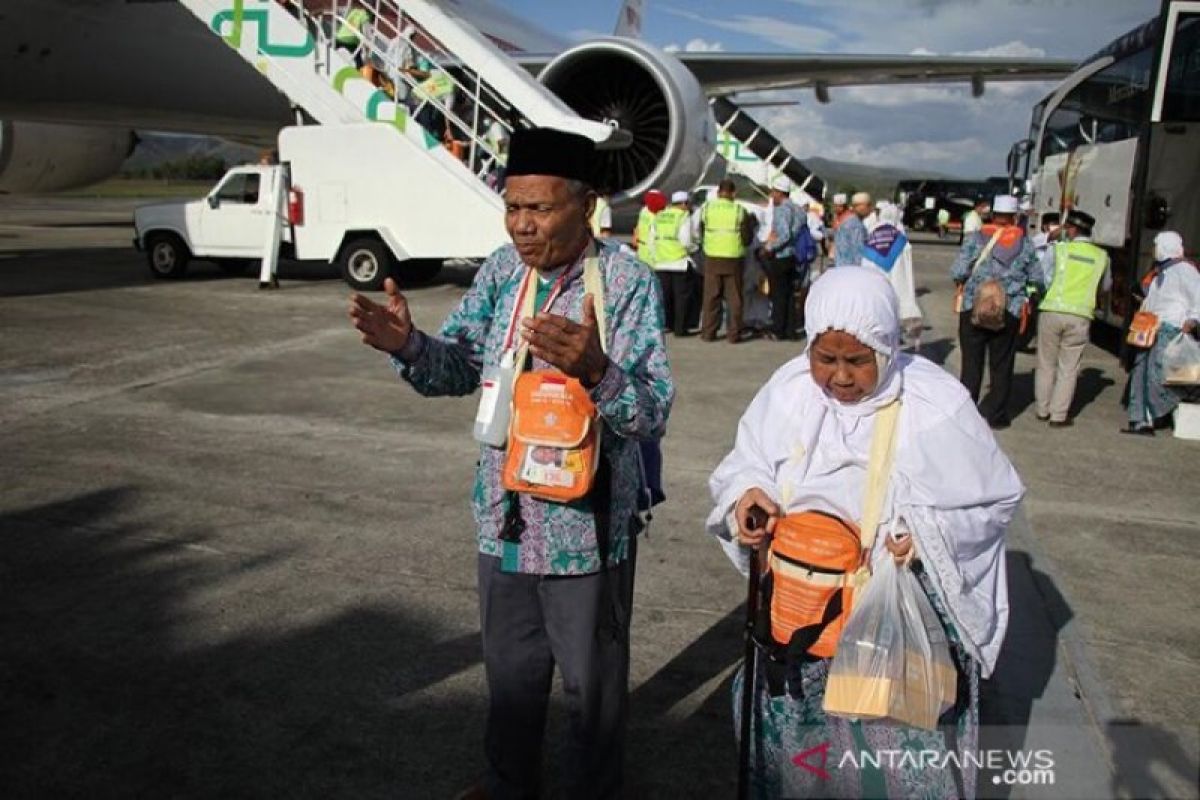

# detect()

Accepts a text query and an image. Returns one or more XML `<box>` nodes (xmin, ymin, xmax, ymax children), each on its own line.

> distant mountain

<box><xmin>801</xmin><ymin>156</ymin><xmax>967</xmax><ymax>200</ymax></box>
<box><xmin>122</xmin><ymin>133</ymin><xmax>261</xmax><ymax>172</ymax></box>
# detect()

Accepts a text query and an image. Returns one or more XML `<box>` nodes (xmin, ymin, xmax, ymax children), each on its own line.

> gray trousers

<box><xmin>478</xmin><ymin>537</ymin><xmax>637</xmax><ymax>800</ymax></box>
<box><xmin>1035</xmin><ymin>310</ymin><xmax>1091</xmax><ymax>421</ymax></box>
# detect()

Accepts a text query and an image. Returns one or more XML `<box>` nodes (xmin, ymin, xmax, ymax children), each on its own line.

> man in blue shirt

<box><xmin>758</xmin><ymin>176</ymin><xmax>804</xmax><ymax>340</ymax></box>
<box><xmin>833</xmin><ymin>191</ymin><xmax>871</xmax><ymax>266</ymax></box>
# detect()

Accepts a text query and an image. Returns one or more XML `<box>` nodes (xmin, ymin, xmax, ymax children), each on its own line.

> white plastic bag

<box><xmin>823</xmin><ymin>558</ymin><xmax>956</xmax><ymax>731</ymax></box>
<box><xmin>1163</xmin><ymin>332</ymin><xmax>1200</xmax><ymax>385</ymax></box>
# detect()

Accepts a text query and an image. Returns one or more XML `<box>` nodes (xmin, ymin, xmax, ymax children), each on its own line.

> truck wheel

<box><xmin>399</xmin><ymin>259</ymin><xmax>443</xmax><ymax>286</ymax></box>
<box><xmin>339</xmin><ymin>237</ymin><xmax>392</xmax><ymax>291</ymax></box>
<box><xmin>146</xmin><ymin>232</ymin><xmax>190</xmax><ymax>279</ymax></box>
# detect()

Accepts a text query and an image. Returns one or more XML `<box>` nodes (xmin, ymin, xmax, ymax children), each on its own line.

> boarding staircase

<box><xmin>709</xmin><ymin>96</ymin><xmax>827</xmax><ymax>201</ymax></box>
<box><xmin>177</xmin><ymin>0</ymin><xmax>624</xmax><ymax>263</ymax></box>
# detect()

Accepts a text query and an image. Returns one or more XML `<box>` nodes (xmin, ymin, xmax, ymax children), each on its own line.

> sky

<box><xmin>500</xmin><ymin>0</ymin><xmax>1161</xmax><ymax>177</ymax></box>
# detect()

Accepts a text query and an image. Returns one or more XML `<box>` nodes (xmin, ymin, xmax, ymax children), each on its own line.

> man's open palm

<box><xmin>349</xmin><ymin>277</ymin><xmax>413</xmax><ymax>353</ymax></box>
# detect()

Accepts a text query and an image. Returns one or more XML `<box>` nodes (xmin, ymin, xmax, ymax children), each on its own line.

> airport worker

<box><xmin>632</xmin><ymin>189</ymin><xmax>666</xmax><ymax>267</ymax></box>
<box><xmin>937</xmin><ymin>206</ymin><xmax>951</xmax><ymax>238</ymax></box>
<box><xmin>951</xmin><ymin>194</ymin><xmax>1042</xmax><ymax>430</ymax></box>
<box><xmin>652</xmin><ymin>190</ymin><xmax>699</xmax><ymax>336</ymax></box>
<box><xmin>591</xmin><ymin>190</ymin><xmax>613</xmax><ymax>237</ymax></box>
<box><xmin>349</xmin><ymin>127</ymin><xmax>675</xmax><ymax>799</ymax></box>
<box><xmin>1033</xmin><ymin>209</ymin><xmax>1111</xmax><ymax>427</ymax></box>
<box><xmin>699</xmin><ymin>178</ymin><xmax>756</xmax><ymax>342</ymax></box>
<box><xmin>833</xmin><ymin>191</ymin><xmax>871</xmax><ymax>267</ymax></box>
<box><xmin>707</xmin><ymin>266</ymin><xmax>1024</xmax><ymax>799</ymax></box>
<box><xmin>1123</xmin><ymin>231</ymin><xmax>1200</xmax><ymax>435</ymax></box>
<box><xmin>758</xmin><ymin>176</ymin><xmax>804</xmax><ymax>341</ymax></box>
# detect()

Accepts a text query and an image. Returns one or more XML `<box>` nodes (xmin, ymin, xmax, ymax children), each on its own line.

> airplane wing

<box><xmin>514</xmin><ymin>52</ymin><xmax>1075</xmax><ymax>96</ymax></box>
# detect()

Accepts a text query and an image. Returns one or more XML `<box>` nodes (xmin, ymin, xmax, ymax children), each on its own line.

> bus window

<box><xmin>1163</xmin><ymin>15</ymin><xmax>1200</xmax><ymax>121</ymax></box>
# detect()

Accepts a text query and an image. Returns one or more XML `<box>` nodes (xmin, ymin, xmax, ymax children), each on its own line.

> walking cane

<box><xmin>737</xmin><ymin>506</ymin><xmax>768</xmax><ymax>800</ymax></box>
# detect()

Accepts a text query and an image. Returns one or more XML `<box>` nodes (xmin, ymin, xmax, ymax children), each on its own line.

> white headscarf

<box><xmin>708</xmin><ymin>267</ymin><xmax>1025</xmax><ymax>675</ymax></box>
<box><xmin>1155</xmin><ymin>231</ymin><xmax>1185</xmax><ymax>261</ymax></box>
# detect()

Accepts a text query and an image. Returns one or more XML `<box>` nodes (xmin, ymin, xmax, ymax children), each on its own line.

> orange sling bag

<box><xmin>500</xmin><ymin>255</ymin><xmax>608</xmax><ymax>504</ymax></box>
<box><xmin>765</xmin><ymin>400</ymin><xmax>901</xmax><ymax>659</ymax></box>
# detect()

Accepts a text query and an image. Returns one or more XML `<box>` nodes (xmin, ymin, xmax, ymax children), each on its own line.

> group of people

<box><xmin>950</xmin><ymin>194</ymin><xmax>1199</xmax><ymax>433</ymax></box>
<box><xmin>628</xmin><ymin>179</ymin><xmax>925</xmax><ymax>350</ymax></box>
<box><xmin>349</xmin><ymin>126</ymin><xmax>1038</xmax><ymax>798</ymax></box>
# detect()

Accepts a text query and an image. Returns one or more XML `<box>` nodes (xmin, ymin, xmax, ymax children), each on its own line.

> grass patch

<box><xmin>59</xmin><ymin>178</ymin><xmax>213</xmax><ymax>200</ymax></box>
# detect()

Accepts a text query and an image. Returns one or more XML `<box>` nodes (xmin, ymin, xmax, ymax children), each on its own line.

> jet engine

<box><xmin>538</xmin><ymin>38</ymin><xmax>716</xmax><ymax>203</ymax></box>
<box><xmin>0</xmin><ymin>121</ymin><xmax>135</xmax><ymax>194</ymax></box>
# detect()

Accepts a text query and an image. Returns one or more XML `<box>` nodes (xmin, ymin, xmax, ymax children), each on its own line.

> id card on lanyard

<box><xmin>473</xmin><ymin>266</ymin><xmax>570</xmax><ymax>446</ymax></box>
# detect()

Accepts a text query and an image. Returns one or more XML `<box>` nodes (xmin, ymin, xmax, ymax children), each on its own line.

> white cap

<box><xmin>992</xmin><ymin>195</ymin><xmax>1020</xmax><ymax>214</ymax></box>
<box><xmin>875</xmin><ymin>199</ymin><xmax>888</xmax><ymax>210</ymax></box>
<box><xmin>771</xmin><ymin>175</ymin><xmax>792</xmax><ymax>193</ymax></box>
<box><xmin>851</xmin><ymin>191</ymin><xmax>872</xmax><ymax>205</ymax></box>
<box><xmin>832</xmin><ymin>193</ymin><xmax>847</xmax><ymax>205</ymax></box>
<box><xmin>1154</xmin><ymin>231</ymin><xmax>1184</xmax><ymax>261</ymax></box>
<box><xmin>670</xmin><ymin>190</ymin><xmax>690</xmax><ymax>204</ymax></box>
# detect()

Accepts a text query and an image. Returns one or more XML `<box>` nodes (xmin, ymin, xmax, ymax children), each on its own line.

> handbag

<box><xmin>1126</xmin><ymin>310</ymin><xmax>1160</xmax><ymax>349</ymax></box>
<box><xmin>762</xmin><ymin>400</ymin><xmax>902</xmax><ymax>660</ymax></box>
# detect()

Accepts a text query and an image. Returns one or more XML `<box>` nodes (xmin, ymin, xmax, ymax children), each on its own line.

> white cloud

<box><xmin>663</xmin><ymin>38</ymin><xmax>725</xmax><ymax>53</ymax></box>
<box><xmin>661</xmin><ymin>6</ymin><xmax>837</xmax><ymax>51</ymax></box>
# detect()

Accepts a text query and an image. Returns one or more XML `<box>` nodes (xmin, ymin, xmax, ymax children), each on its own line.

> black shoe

<box><xmin>1120</xmin><ymin>424</ymin><xmax>1155</xmax><ymax>436</ymax></box>
<box><xmin>988</xmin><ymin>418</ymin><xmax>1011</xmax><ymax>431</ymax></box>
<box><xmin>1048</xmin><ymin>419</ymin><xmax>1073</xmax><ymax>428</ymax></box>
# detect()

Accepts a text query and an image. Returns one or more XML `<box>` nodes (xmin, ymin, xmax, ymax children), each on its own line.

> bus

<box><xmin>1007</xmin><ymin>0</ymin><xmax>1200</xmax><ymax>325</ymax></box>
<box><xmin>895</xmin><ymin>177</ymin><xmax>1008</xmax><ymax>232</ymax></box>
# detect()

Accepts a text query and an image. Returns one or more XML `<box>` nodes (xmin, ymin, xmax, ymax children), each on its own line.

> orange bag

<box><xmin>768</xmin><ymin>512</ymin><xmax>863</xmax><ymax>659</ymax></box>
<box><xmin>763</xmin><ymin>400</ymin><xmax>901</xmax><ymax>660</ymax></box>
<box><xmin>502</xmin><ymin>371</ymin><xmax>601</xmax><ymax>503</ymax></box>
<box><xmin>1126</xmin><ymin>310</ymin><xmax>1160</xmax><ymax>348</ymax></box>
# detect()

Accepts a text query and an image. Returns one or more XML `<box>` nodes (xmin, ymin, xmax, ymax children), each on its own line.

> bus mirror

<box><xmin>1145</xmin><ymin>195</ymin><xmax>1170</xmax><ymax>230</ymax></box>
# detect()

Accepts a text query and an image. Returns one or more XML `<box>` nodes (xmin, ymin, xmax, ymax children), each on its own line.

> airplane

<box><xmin>0</xmin><ymin>0</ymin><xmax>1075</xmax><ymax>196</ymax></box>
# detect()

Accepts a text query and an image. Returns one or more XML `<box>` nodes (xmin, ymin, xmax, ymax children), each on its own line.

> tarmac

<box><xmin>0</xmin><ymin>196</ymin><xmax>1197</xmax><ymax>799</ymax></box>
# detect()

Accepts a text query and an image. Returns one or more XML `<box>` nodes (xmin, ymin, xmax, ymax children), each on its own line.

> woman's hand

<box><xmin>884</xmin><ymin>530</ymin><xmax>917</xmax><ymax>566</ymax></box>
<box><xmin>734</xmin><ymin>489</ymin><xmax>779</xmax><ymax>550</ymax></box>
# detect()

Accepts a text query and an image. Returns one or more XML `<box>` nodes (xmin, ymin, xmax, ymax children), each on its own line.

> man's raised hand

<box><xmin>349</xmin><ymin>277</ymin><xmax>413</xmax><ymax>353</ymax></box>
<box><xmin>520</xmin><ymin>293</ymin><xmax>608</xmax><ymax>387</ymax></box>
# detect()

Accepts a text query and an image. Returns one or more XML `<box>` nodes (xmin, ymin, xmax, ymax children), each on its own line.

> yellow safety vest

<box><xmin>702</xmin><ymin>198</ymin><xmax>746</xmax><ymax>258</ymax></box>
<box><xmin>336</xmin><ymin>8</ymin><xmax>369</xmax><ymax>46</ymax></box>
<box><xmin>636</xmin><ymin>207</ymin><xmax>656</xmax><ymax>266</ymax></box>
<box><xmin>590</xmin><ymin>196</ymin><xmax>611</xmax><ymax>236</ymax></box>
<box><xmin>1040</xmin><ymin>240</ymin><xmax>1108</xmax><ymax>319</ymax></box>
<box><xmin>652</xmin><ymin>207</ymin><xmax>689</xmax><ymax>264</ymax></box>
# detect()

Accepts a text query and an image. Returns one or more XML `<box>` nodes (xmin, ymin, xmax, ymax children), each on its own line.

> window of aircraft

<box><xmin>214</xmin><ymin>173</ymin><xmax>261</xmax><ymax>205</ymax></box>
<box><xmin>1040</xmin><ymin>45</ymin><xmax>1155</xmax><ymax>159</ymax></box>
<box><xmin>1163</xmin><ymin>15</ymin><xmax>1200</xmax><ymax>122</ymax></box>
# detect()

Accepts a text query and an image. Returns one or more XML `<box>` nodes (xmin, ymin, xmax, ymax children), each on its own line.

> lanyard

<box><xmin>502</xmin><ymin>266</ymin><xmax>571</xmax><ymax>355</ymax></box>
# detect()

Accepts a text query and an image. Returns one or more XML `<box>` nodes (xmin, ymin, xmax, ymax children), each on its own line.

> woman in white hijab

<box><xmin>861</xmin><ymin>203</ymin><xmax>923</xmax><ymax>350</ymax></box>
<box><xmin>708</xmin><ymin>266</ymin><xmax>1024</xmax><ymax>798</ymax></box>
<box><xmin>1124</xmin><ymin>231</ymin><xmax>1200</xmax><ymax>434</ymax></box>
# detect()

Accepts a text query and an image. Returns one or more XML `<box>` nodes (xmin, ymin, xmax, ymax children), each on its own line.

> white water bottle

<box><xmin>473</xmin><ymin>350</ymin><xmax>517</xmax><ymax>447</ymax></box>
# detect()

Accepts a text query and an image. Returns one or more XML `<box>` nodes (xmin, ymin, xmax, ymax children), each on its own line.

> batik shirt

<box><xmin>391</xmin><ymin>239</ymin><xmax>674</xmax><ymax>576</ymax></box>
<box><xmin>834</xmin><ymin>214</ymin><xmax>867</xmax><ymax>266</ymax></box>
<box><xmin>951</xmin><ymin>229</ymin><xmax>1042</xmax><ymax>318</ymax></box>
<box><xmin>764</xmin><ymin>199</ymin><xmax>803</xmax><ymax>260</ymax></box>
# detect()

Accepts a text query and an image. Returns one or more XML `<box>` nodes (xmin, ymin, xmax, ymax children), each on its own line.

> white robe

<box><xmin>706</xmin><ymin>268</ymin><xmax>1024</xmax><ymax>677</ymax></box>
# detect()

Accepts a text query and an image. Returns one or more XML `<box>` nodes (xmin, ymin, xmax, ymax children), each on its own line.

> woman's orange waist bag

<box><xmin>764</xmin><ymin>400</ymin><xmax>901</xmax><ymax>659</ymax></box>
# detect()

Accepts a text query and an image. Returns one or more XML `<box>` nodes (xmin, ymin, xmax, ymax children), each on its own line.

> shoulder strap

<box><xmin>858</xmin><ymin>399</ymin><xmax>902</xmax><ymax>559</ymax></box>
<box><xmin>970</xmin><ymin>230</ymin><xmax>1004</xmax><ymax>277</ymax></box>
<box><xmin>583</xmin><ymin>250</ymin><xmax>608</xmax><ymax>355</ymax></box>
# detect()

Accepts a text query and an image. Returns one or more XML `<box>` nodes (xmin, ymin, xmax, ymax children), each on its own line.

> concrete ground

<box><xmin>0</xmin><ymin>198</ymin><xmax>1196</xmax><ymax>799</ymax></box>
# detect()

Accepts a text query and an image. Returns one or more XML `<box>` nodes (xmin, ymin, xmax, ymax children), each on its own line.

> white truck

<box><xmin>133</xmin><ymin>124</ymin><xmax>509</xmax><ymax>290</ymax></box>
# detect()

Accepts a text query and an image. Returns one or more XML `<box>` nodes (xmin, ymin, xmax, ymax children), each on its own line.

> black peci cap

<box><xmin>1065</xmin><ymin>209</ymin><xmax>1095</xmax><ymax>232</ymax></box>
<box><xmin>506</xmin><ymin>128</ymin><xmax>596</xmax><ymax>184</ymax></box>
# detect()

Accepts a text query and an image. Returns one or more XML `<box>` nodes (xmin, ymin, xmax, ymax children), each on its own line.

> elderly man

<box><xmin>833</xmin><ymin>191</ymin><xmax>871</xmax><ymax>266</ymax></box>
<box><xmin>758</xmin><ymin>176</ymin><xmax>805</xmax><ymax>340</ymax></box>
<box><xmin>1034</xmin><ymin>209</ymin><xmax>1111</xmax><ymax>427</ymax></box>
<box><xmin>951</xmin><ymin>194</ymin><xmax>1041</xmax><ymax>430</ymax></box>
<box><xmin>349</xmin><ymin>128</ymin><xmax>674</xmax><ymax>799</ymax></box>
